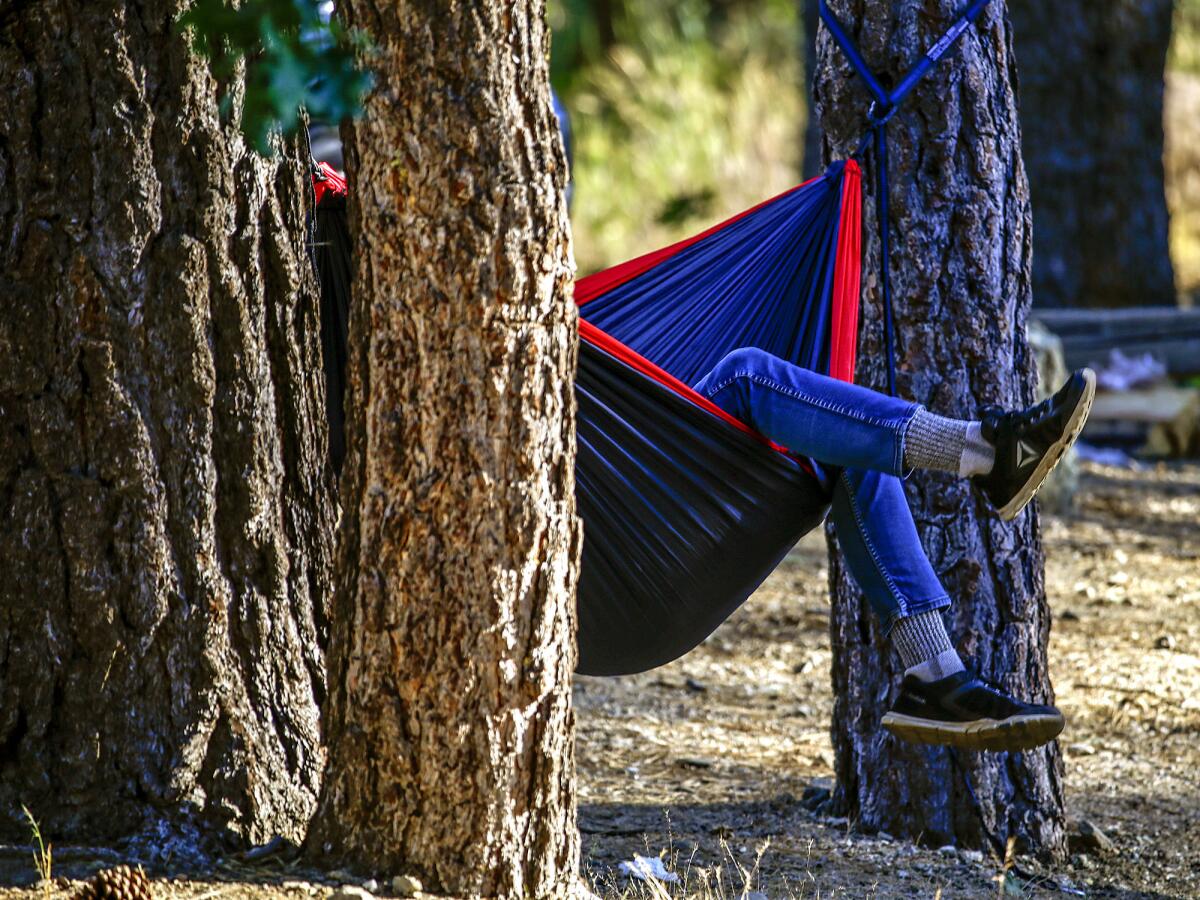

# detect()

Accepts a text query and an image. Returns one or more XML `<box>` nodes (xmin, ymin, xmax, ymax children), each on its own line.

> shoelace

<box><xmin>983</xmin><ymin>394</ymin><xmax>1057</xmax><ymax>438</ymax></box>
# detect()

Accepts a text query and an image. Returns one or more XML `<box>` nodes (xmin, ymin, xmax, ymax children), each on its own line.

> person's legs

<box><xmin>693</xmin><ymin>347</ymin><xmax>919</xmax><ymax>476</ymax></box>
<box><xmin>828</xmin><ymin>468</ymin><xmax>965</xmax><ymax>682</ymax></box>
<box><xmin>695</xmin><ymin>346</ymin><xmax>1094</xmax><ymax>751</ymax></box>
<box><xmin>693</xmin><ymin>347</ymin><xmax>998</xmax><ymax>480</ymax></box>
<box><xmin>696</xmin><ymin>348</ymin><xmax>967</xmax><ymax>679</ymax></box>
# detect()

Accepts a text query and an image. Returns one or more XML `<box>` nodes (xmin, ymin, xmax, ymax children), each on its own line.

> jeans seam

<box><xmin>706</xmin><ymin>371</ymin><xmax>913</xmax><ymax>432</ymax></box>
<box><xmin>841</xmin><ymin>470</ymin><xmax>910</xmax><ymax>620</ymax></box>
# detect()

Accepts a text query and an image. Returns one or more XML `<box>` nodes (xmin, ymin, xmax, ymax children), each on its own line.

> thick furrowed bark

<box><xmin>308</xmin><ymin>2</ymin><xmax>580</xmax><ymax>896</ymax></box>
<box><xmin>813</xmin><ymin>0</ymin><xmax>1066</xmax><ymax>859</ymax></box>
<box><xmin>0</xmin><ymin>0</ymin><xmax>334</xmax><ymax>852</ymax></box>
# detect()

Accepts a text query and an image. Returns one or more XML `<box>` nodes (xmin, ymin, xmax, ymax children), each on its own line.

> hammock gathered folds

<box><xmin>311</xmin><ymin>0</ymin><xmax>991</xmax><ymax>677</ymax></box>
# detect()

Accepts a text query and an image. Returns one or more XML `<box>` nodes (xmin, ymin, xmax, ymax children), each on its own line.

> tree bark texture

<box><xmin>802</xmin><ymin>0</ymin><xmax>824</xmax><ymax>180</ymax></box>
<box><xmin>0</xmin><ymin>1</ymin><xmax>335</xmax><ymax>851</ymax></box>
<box><xmin>1010</xmin><ymin>0</ymin><xmax>1175</xmax><ymax>308</ymax></box>
<box><xmin>308</xmin><ymin>2</ymin><xmax>580</xmax><ymax>897</ymax></box>
<box><xmin>813</xmin><ymin>0</ymin><xmax>1066</xmax><ymax>858</ymax></box>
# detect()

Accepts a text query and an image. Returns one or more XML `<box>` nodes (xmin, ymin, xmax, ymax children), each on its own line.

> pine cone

<box><xmin>73</xmin><ymin>865</ymin><xmax>153</xmax><ymax>900</ymax></box>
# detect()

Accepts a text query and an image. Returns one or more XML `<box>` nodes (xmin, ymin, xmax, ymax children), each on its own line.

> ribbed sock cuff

<box><xmin>891</xmin><ymin>609</ymin><xmax>955</xmax><ymax>669</ymax></box>
<box><xmin>903</xmin><ymin>408</ymin><xmax>969</xmax><ymax>475</ymax></box>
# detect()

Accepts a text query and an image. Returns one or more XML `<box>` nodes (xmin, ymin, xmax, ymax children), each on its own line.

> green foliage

<box><xmin>179</xmin><ymin>0</ymin><xmax>369</xmax><ymax>154</ymax></box>
<box><xmin>1172</xmin><ymin>0</ymin><xmax>1200</xmax><ymax>75</ymax></box>
<box><xmin>551</xmin><ymin>0</ymin><xmax>804</xmax><ymax>273</ymax></box>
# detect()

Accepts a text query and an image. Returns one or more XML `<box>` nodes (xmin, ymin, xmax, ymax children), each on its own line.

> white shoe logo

<box><xmin>1016</xmin><ymin>440</ymin><xmax>1039</xmax><ymax>469</ymax></box>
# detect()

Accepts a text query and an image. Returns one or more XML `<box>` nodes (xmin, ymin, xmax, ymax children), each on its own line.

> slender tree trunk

<box><xmin>813</xmin><ymin>0</ymin><xmax>1066</xmax><ymax>858</ymax></box>
<box><xmin>307</xmin><ymin>2</ymin><xmax>580</xmax><ymax>896</ymax></box>
<box><xmin>1011</xmin><ymin>0</ymin><xmax>1175</xmax><ymax>308</ymax></box>
<box><xmin>0</xmin><ymin>1</ymin><xmax>335</xmax><ymax>851</ymax></box>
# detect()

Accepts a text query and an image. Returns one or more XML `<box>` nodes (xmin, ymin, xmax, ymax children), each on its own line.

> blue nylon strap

<box><xmin>816</xmin><ymin>0</ymin><xmax>992</xmax><ymax>395</ymax></box>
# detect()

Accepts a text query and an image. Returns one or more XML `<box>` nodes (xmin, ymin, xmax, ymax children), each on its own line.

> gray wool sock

<box><xmin>890</xmin><ymin>610</ymin><xmax>965</xmax><ymax>683</ymax></box>
<box><xmin>903</xmin><ymin>408</ymin><xmax>994</xmax><ymax>477</ymax></box>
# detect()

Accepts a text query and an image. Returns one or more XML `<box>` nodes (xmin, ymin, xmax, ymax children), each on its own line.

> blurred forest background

<box><xmin>549</xmin><ymin>0</ymin><xmax>1200</xmax><ymax>301</ymax></box>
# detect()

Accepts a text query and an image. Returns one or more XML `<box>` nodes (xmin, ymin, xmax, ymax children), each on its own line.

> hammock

<box><xmin>313</xmin><ymin>161</ymin><xmax>860</xmax><ymax>675</ymax></box>
<box><xmin>310</xmin><ymin>0</ymin><xmax>991</xmax><ymax>677</ymax></box>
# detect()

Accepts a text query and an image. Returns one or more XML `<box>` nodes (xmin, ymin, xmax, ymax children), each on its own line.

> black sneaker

<box><xmin>881</xmin><ymin>670</ymin><xmax>1064</xmax><ymax>751</ymax></box>
<box><xmin>973</xmin><ymin>368</ymin><xmax>1096</xmax><ymax>520</ymax></box>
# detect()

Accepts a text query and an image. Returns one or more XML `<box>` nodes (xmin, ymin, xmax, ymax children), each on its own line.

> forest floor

<box><xmin>0</xmin><ymin>460</ymin><xmax>1196</xmax><ymax>899</ymax></box>
<box><xmin>573</xmin><ymin>460</ymin><xmax>1200</xmax><ymax>898</ymax></box>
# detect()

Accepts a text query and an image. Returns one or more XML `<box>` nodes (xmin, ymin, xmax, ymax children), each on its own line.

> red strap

<box><xmin>313</xmin><ymin>161</ymin><xmax>347</xmax><ymax>206</ymax></box>
<box><xmin>828</xmin><ymin>159</ymin><xmax>862</xmax><ymax>383</ymax></box>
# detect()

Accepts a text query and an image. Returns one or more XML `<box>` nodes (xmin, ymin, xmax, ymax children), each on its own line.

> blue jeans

<box><xmin>693</xmin><ymin>348</ymin><xmax>952</xmax><ymax>633</ymax></box>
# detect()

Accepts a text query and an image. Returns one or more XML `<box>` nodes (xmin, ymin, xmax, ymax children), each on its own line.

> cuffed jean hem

<box><xmin>878</xmin><ymin>594</ymin><xmax>953</xmax><ymax>637</ymax></box>
<box><xmin>894</xmin><ymin>403</ymin><xmax>923</xmax><ymax>479</ymax></box>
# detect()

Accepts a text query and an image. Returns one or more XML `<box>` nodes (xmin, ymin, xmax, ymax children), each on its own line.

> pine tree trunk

<box><xmin>0</xmin><ymin>1</ymin><xmax>335</xmax><ymax>850</ymax></box>
<box><xmin>307</xmin><ymin>2</ymin><xmax>580</xmax><ymax>896</ymax></box>
<box><xmin>1011</xmin><ymin>0</ymin><xmax>1175</xmax><ymax>308</ymax></box>
<box><xmin>802</xmin><ymin>0</ymin><xmax>824</xmax><ymax>180</ymax></box>
<box><xmin>813</xmin><ymin>0</ymin><xmax>1066</xmax><ymax>858</ymax></box>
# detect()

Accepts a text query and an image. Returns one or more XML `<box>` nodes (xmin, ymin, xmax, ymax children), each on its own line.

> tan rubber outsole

<box><xmin>881</xmin><ymin>711</ymin><xmax>1065</xmax><ymax>752</ymax></box>
<box><xmin>997</xmin><ymin>368</ymin><xmax>1096</xmax><ymax>521</ymax></box>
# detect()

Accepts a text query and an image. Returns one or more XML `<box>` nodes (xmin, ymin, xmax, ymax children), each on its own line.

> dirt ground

<box><xmin>1</xmin><ymin>460</ymin><xmax>1197</xmax><ymax>898</ymax></box>
<box><xmin>574</xmin><ymin>460</ymin><xmax>1200</xmax><ymax>898</ymax></box>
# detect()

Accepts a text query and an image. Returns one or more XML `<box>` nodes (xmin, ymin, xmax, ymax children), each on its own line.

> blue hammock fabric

<box><xmin>573</xmin><ymin>161</ymin><xmax>861</xmax><ymax>674</ymax></box>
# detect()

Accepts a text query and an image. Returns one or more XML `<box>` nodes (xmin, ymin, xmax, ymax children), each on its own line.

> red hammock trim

<box><xmin>313</xmin><ymin>162</ymin><xmax>347</xmax><ymax>206</ymax></box>
<box><xmin>829</xmin><ymin>160</ymin><xmax>862</xmax><ymax>383</ymax></box>
<box><xmin>576</xmin><ymin>162</ymin><xmax>862</xmax><ymax>472</ymax></box>
<box><xmin>579</xmin><ymin>319</ymin><xmax>805</xmax><ymax>465</ymax></box>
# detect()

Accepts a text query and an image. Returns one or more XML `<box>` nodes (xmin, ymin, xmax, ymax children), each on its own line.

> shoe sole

<box><xmin>881</xmin><ymin>710</ymin><xmax>1065</xmax><ymax>752</ymax></box>
<box><xmin>996</xmin><ymin>367</ymin><xmax>1096</xmax><ymax>521</ymax></box>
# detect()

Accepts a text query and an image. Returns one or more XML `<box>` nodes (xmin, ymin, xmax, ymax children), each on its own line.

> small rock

<box><xmin>331</xmin><ymin>887</ymin><xmax>375</xmax><ymax>900</ymax></box>
<box><xmin>1067</xmin><ymin>742</ymin><xmax>1096</xmax><ymax>756</ymax></box>
<box><xmin>824</xmin><ymin>816</ymin><xmax>849</xmax><ymax>828</ymax></box>
<box><xmin>960</xmin><ymin>849</ymin><xmax>983</xmax><ymax>864</ymax></box>
<box><xmin>937</xmin><ymin>844</ymin><xmax>957</xmax><ymax>856</ymax></box>
<box><xmin>1070</xmin><ymin>819</ymin><xmax>1115</xmax><ymax>855</ymax></box>
<box><xmin>896</xmin><ymin>870</ymin><xmax>909</xmax><ymax>879</ymax></box>
<box><xmin>1060</xmin><ymin>609</ymin><xmax>1081</xmax><ymax>622</ymax></box>
<box><xmin>361</xmin><ymin>880</ymin><xmax>379</xmax><ymax>893</ymax></box>
<box><xmin>1071</xmin><ymin>852</ymin><xmax>1095</xmax><ymax>870</ymax></box>
<box><xmin>392</xmin><ymin>875</ymin><xmax>422</xmax><ymax>897</ymax></box>
<box><xmin>877</xmin><ymin>831</ymin><xmax>894</xmax><ymax>842</ymax></box>
<box><xmin>1156</xmin><ymin>634</ymin><xmax>1176</xmax><ymax>650</ymax></box>
<box><xmin>685</xmin><ymin>678</ymin><xmax>708</xmax><ymax>693</ymax></box>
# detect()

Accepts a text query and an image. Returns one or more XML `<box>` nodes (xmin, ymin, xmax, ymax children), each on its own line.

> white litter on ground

<box><xmin>617</xmin><ymin>854</ymin><xmax>680</xmax><ymax>884</ymax></box>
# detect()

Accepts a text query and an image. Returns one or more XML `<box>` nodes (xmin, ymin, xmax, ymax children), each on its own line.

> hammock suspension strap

<box><xmin>818</xmin><ymin>0</ymin><xmax>993</xmax><ymax>395</ymax></box>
